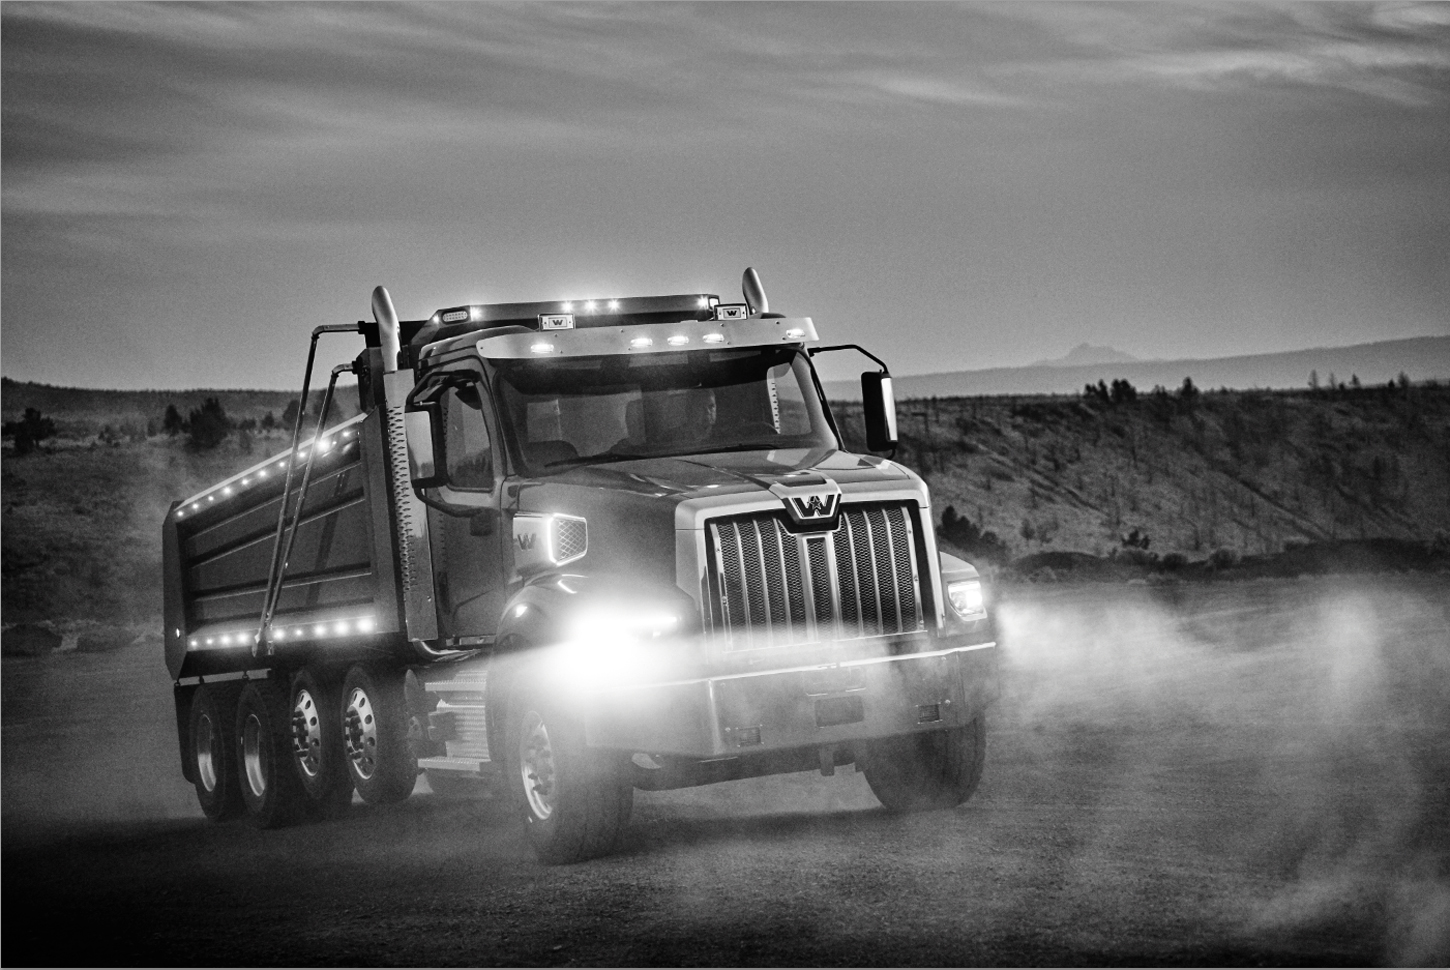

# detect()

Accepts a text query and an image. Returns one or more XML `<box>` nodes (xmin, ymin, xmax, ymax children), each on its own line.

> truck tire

<box><xmin>505</xmin><ymin>679</ymin><xmax>632</xmax><ymax>864</ymax></box>
<box><xmin>289</xmin><ymin>667</ymin><xmax>354</xmax><ymax>820</ymax></box>
<box><xmin>235</xmin><ymin>679</ymin><xmax>308</xmax><ymax>828</ymax></box>
<box><xmin>862</xmin><ymin>715</ymin><xmax>986</xmax><ymax>813</ymax></box>
<box><xmin>189</xmin><ymin>683</ymin><xmax>244</xmax><ymax>821</ymax></box>
<box><xmin>341</xmin><ymin>664</ymin><xmax>417</xmax><ymax>805</ymax></box>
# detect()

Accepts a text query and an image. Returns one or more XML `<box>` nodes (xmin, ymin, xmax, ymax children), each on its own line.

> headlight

<box><xmin>946</xmin><ymin>579</ymin><xmax>985</xmax><ymax>619</ymax></box>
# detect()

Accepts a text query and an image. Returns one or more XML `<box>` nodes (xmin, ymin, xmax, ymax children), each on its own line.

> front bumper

<box><xmin>581</xmin><ymin>634</ymin><xmax>998</xmax><ymax>758</ymax></box>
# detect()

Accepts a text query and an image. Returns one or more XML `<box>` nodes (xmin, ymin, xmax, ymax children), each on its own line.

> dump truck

<box><xmin>163</xmin><ymin>269</ymin><xmax>998</xmax><ymax>862</ymax></box>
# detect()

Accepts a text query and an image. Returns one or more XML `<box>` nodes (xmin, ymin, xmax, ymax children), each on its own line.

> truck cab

<box><xmin>163</xmin><ymin>270</ymin><xmax>997</xmax><ymax>863</ymax></box>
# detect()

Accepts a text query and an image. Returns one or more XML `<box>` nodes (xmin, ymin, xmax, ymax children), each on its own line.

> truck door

<box><xmin>419</xmin><ymin>366</ymin><xmax>507</xmax><ymax>643</ymax></box>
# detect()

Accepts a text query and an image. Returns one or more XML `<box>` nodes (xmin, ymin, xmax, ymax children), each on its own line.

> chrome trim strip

<box><xmin>610</xmin><ymin>641</ymin><xmax>999</xmax><ymax>693</ymax></box>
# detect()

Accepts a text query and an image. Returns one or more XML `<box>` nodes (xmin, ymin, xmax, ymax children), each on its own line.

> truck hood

<box><xmin>543</xmin><ymin>446</ymin><xmax>913</xmax><ymax>500</ymax></box>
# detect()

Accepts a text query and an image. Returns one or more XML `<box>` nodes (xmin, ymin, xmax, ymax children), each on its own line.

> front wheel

<box><xmin>861</xmin><ymin>715</ymin><xmax>987</xmax><ymax>813</ymax></box>
<box><xmin>506</xmin><ymin>681</ymin><xmax>632</xmax><ymax>864</ymax></box>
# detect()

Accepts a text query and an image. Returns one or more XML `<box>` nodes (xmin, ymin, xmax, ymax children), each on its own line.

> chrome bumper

<box><xmin>581</xmin><ymin>637</ymin><xmax>998</xmax><ymax>758</ymax></box>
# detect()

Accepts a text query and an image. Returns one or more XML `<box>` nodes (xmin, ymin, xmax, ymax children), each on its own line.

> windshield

<box><xmin>489</xmin><ymin>347</ymin><xmax>837</xmax><ymax>474</ymax></box>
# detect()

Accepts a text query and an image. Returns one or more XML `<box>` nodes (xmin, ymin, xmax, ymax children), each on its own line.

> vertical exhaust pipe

<box><xmin>373</xmin><ymin>285</ymin><xmax>402</xmax><ymax>373</ymax></box>
<box><xmin>372</xmin><ymin>285</ymin><xmax>441</xmax><ymax>647</ymax></box>
<box><xmin>743</xmin><ymin>267</ymin><xmax>769</xmax><ymax>315</ymax></box>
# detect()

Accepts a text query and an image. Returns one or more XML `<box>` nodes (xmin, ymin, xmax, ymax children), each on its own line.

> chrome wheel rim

<box><xmin>519</xmin><ymin>710</ymin><xmax>556</xmax><ymax>821</ymax></box>
<box><xmin>242</xmin><ymin>712</ymin><xmax>267</xmax><ymax>798</ymax></box>
<box><xmin>291</xmin><ymin>687</ymin><xmax>323</xmax><ymax>778</ymax></box>
<box><xmin>344</xmin><ymin>687</ymin><xmax>378</xmax><ymax>780</ymax></box>
<box><xmin>195</xmin><ymin>712</ymin><xmax>218</xmax><ymax>793</ymax></box>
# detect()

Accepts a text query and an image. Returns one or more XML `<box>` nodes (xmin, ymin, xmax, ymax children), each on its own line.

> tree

<box><xmin>1110</xmin><ymin>378</ymin><xmax>1137</xmax><ymax>404</ymax></box>
<box><xmin>261</xmin><ymin>411</ymin><xmax>276</xmax><ymax>431</ymax></box>
<box><xmin>186</xmin><ymin>397</ymin><xmax>230</xmax><ymax>450</ymax></box>
<box><xmin>939</xmin><ymin>506</ymin><xmax>1009</xmax><ymax>563</ymax></box>
<box><xmin>163</xmin><ymin>404</ymin><xmax>185</xmax><ymax>436</ymax></box>
<box><xmin>1177</xmin><ymin>376</ymin><xmax>1199</xmax><ymax>413</ymax></box>
<box><xmin>2</xmin><ymin>407</ymin><xmax>57</xmax><ymax>455</ymax></box>
<box><xmin>1308</xmin><ymin>369</ymin><xmax>1319</xmax><ymax>392</ymax></box>
<box><xmin>281</xmin><ymin>399</ymin><xmax>300</xmax><ymax>431</ymax></box>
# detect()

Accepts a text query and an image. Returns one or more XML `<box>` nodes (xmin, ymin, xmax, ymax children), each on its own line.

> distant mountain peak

<box><xmin>1032</xmin><ymin>343</ymin><xmax>1140</xmax><ymax>368</ymax></box>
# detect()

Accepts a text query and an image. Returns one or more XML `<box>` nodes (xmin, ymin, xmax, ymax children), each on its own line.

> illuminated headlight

<box><xmin>946</xmin><ymin>579</ymin><xmax>985</xmax><ymax>618</ymax></box>
<box><xmin>567</xmin><ymin>608</ymin><xmax>680</xmax><ymax>643</ymax></box>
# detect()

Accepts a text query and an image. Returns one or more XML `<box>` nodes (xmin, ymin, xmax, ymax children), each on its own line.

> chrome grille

<box><xmin>709</xmin><ymin>504</ymin><xmax>924</xmax><ymax>650</ymax></box>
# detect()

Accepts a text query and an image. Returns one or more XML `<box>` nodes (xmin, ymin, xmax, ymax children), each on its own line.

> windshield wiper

<box><xmin>543</xmin><ymin>451</ymin><xmax>653</xmax><ymax>470</ymax></box>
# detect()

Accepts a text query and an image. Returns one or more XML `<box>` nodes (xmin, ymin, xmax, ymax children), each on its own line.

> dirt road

<box><xmin>4</xmin><ymin>576</ymin><xmax>1448</xmax><ymax>966</ymax></box>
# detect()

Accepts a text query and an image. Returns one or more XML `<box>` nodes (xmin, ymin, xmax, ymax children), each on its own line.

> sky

<box><xmin>3</xmin><ymin>1</ymin><xmax>1448</xmax><ymax>390</ymax></box>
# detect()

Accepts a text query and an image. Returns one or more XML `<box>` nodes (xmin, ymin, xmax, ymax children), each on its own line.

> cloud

<box><xmin>997</xmin><ymin>1</ymin><xmax>1450</xmax><ymax>106</ymax></box>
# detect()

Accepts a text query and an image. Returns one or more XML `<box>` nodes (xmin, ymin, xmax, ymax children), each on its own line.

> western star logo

<box><xmin>791</xmin><ymin>493</ymin><xmax>838</xmax><ymax>519</ymax></box>
<box><xmin>516</xmin><ymin>533</ymin><xmax>536</xmax><ymax>550</ymax></box>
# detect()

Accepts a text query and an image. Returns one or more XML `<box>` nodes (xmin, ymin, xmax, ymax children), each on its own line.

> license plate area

<box><xmin>814</xmin><ymin>694</ymin><xmax>865</xmax><ymax>728</ymax></box>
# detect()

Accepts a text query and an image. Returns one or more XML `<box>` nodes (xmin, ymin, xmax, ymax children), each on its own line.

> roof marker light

<box><xmin>206</xmin><ymin>637</ymin><xmax>215</xmax><ymax>646</ymax></box>
<box><xmin>630</xmin><ymin>337</ymin><xmax>654</xmax><ymax>349</ymax></box>
<box><xmin>314</xmin><ymin>624</ymin><xmax>327</xmax><ymax>636</ymax></box>
<box><xmin>607</xmin><ymin>299</ymin><xmax>620</xmax><ymax>311</ymax></box>
<box><xmin>702</xmin><ymin>332</ymin><xmax>726</xmax><ymax>344</ymax></box>
<box><xmin>189</xmin><ymin>638</ymin><xmax>198</xmax><ymax>648</ymax></box>
<box><xmin>273</xmin><ymin>628</ymin><xmax>285</xmax><ymax>640</ymax></box>
<box><xmin>190</xmin><ymin>503</ymin><xmax>200</xmax><ymax>511</ymax></box>
<box><xmin>667</xmin><ymin>335</ymin><xmax>690</xmax><ymax>346</ymax></box>
<box><xmin>223</xmin><ymin>487</ymin><xmax>232</xmax><ymax>497</ymax></box>
<box><xmin>584</xmin><ymin>300</ymin><xmax>597</xmax><ymax>313</ymax></box>
<box><xmin>334</xmin><ymin>621</ymin><xmax>348</xmax><ymax>635</ymax></box>
<box><xmin>697</xmin><ymin>297</ymin><xmax>710</xmax><ymax>308</ymax></box>
<box><xmin>358</xmin><ymin>617</ymin><xmax>375</xmax><ymax>633</ymax></box>
<box><xmin>531</xmin><ymin>341</ymin><xmax>555</xmax><ymax>354</ymax></box>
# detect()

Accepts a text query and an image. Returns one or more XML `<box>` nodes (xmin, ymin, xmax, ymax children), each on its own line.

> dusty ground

<box><xmin>4</xmin><ymin>576</ymin><xmax>1448</xmax><ymax>967</ymax></box>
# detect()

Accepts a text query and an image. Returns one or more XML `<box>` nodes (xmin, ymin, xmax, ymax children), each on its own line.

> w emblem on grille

<box><xmin>792</xmin><ymin>494</ymin><xmax>838</xmax><ymax>519</ymax></box>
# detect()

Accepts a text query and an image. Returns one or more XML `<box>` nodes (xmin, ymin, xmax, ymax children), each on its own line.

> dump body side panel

<box><xmin>165</xmin><ymin>413</ymin><xmax>408</xmax><ymax>679</ymax></box>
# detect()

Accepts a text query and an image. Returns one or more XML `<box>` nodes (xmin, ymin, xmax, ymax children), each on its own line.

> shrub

<box><xmin>2</xmin><ymin>407</ymin><xmax>57</xmax><ymax>455</ymax></box>
<box><xmin>186</xmin><ymin>397</ymin><xmax>230</xmax><ymax>450</ymax></box>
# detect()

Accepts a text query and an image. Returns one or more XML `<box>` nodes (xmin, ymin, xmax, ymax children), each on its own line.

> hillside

<box><xmin>825</xmin><ymin>335</ymin><xmax>1450</xmax><ymax>399</ymax></box>
<box><xmin>0</xmin><ymin>378</ymin><xmax>361</xmax><ymax>440</ymax></box>
<box><xmin>833</xmin><ymin>381</ymin><xmax>1450</xmax><ymax>563</ymax></box>
<box><xmin>4</xmin><ymin>382</ymin><xmax>1448</xmax><ymax>628</ymax></box>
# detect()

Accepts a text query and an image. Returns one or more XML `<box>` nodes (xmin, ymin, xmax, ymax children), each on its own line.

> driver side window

<box><xmin>443</xmin><ymin>382</ymin><xmax>492</xmax><ymax>490</ymax></box>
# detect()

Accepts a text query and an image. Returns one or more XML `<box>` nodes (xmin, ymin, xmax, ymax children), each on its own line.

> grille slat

<box><xmin>710</xmin><ymin>504</ymin><xmax>924</xmax><ymax>651</ymax></box>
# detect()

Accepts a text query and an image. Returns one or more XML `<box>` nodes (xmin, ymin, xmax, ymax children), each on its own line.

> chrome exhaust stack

<box><xmin>374</xmin><ymin>285</ymin><xmax>441</xmax><ymax>647</ymax></box>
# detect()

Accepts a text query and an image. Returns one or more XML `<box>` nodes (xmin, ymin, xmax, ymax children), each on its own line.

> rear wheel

<box><xmin>341</xmin><ymin>664</ymin><xmax>417</xmax><ymax>805</ymax></box>
<box><xmin>235</xmin><ymin>679</ymin><xmax>308</xmax><ymax>828</ymax></box>
<box><xmin>289</xmin><ymin>667</ymin><xmax>354</xmax><ymax>820</ymax></box>
<box><xmin>190</xmin><ymin>683</ymin><xmax>243</xmax><ymax>821</ymax></box>
<box><xmin>862</xmin><ymin>715</ymin><xmax>987</xmax><ymax>813</ymax></box>
<box><xmin>506</xmin><ymin>680</ymin><xmax>632</xmax><ymax>864</ymax></box>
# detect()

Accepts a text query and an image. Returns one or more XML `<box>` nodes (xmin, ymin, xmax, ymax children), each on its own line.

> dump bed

<box><xmin>162</xmin><ymin>410</ymin><xmax>404</xmax><ymax>679</ymax></box>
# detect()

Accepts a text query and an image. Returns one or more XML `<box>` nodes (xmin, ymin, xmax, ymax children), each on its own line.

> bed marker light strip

<box><xmin>173</xmin><ymin>422</ymin><xmax>362</xmax><ymax>518</ymax></box>
<box><xmin>186</xmin><ymin>615</ymin><xmax>377</xmax><ymax>650</ymax></box>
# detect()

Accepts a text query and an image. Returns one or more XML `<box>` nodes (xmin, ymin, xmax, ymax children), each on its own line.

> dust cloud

<box><xmin>995</xmin><ymin>576</ymin><xmax>1450</xmax><ymax>965</ymax></box>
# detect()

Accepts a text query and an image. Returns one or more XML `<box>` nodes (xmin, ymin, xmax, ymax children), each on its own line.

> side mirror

<box><xmin>861</xmin><ymin>371</ymin><xmax>898</xmax><ymax>451</ymax></box>
<box><xmin>405</xmin><ymin>407</ymin><xmax>446</xmax><ymax>488</ymax></box>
